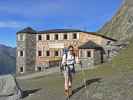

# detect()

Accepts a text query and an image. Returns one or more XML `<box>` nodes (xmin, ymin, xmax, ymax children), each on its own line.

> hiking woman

<box><xmin>62</xmin><ymin>45</ymin><xmax>79</xmax><ymax>96</ymax></box>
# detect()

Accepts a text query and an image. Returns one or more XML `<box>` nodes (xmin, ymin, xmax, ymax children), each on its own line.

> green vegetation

<box><xmin>112</xmin><ymin>39</ymin><xmax>133</xmax><ymax>71</ymax></box>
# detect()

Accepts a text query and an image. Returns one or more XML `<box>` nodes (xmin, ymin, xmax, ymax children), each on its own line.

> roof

<box><xmin>85</xmin><ymin>32</ymin><xmax>117</xmax><ymax>41</ymax></box>
<box><xmin>17</xmin><ymin>27</ymin><xmax>37</xmax><ymax>34</ymax></box>
<box><xmin>17</xmin><ymin>27</ymin><xmax>117</xmax><ymax>41</ymax></box>
<box><xmin>38</xmin><ymin>29</ymin><xmax>82</xmax><ymax>33</ymax></box>
<box><xmin>78</xmin><ymin>41</ymin><xmax>103</xmax><ymax>49</ymax></box>
<box><xmin>39</xmin><ymin>29</ymin><xmax>117</xmax><ymax>41</ymax></box>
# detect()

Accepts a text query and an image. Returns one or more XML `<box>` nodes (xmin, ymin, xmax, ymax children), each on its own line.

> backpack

<box><xmin>63</xmin><ymin>48</ymin><xmax>68</xmax><ymax>56</ymax></box>
<box><xmin>60</xmin><ymin>48</ymin><xmax>68</xmax><ymax>72</ymax></box>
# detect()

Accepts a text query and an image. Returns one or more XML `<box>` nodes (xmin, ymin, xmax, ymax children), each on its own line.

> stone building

<box><xmin>16</xmin><ymin>27</ymin><xmax>117</xmax><ymax>74</ymax></box>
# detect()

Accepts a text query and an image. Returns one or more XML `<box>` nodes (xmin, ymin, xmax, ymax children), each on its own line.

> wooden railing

<box><xmin>38</xmin><ymin>56</ymin><xmax>62</xmax><ymax>62</ymax></box>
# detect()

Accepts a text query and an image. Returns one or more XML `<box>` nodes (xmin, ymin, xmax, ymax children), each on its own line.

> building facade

<box><xmin>16</xmin><ymin>27</ymin><xmax>116</xmax><ymax>74</ymax></box>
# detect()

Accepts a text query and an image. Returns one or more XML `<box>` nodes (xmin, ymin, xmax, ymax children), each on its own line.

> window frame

<box><xmin>38</xmin><ymin>50</ymin><xmax>42</xmax><ymax>56</ymax></box>
<box><xmin>46</xmin><ymin>50</ymin><xmax>50</xmax><ymax>56</ymax></box>
<box><xmin>87</xmin><ymin>51</ymin><xmax>91</xmax><ymax>57</ymax></box>
<box><xmin>20</xmin><ymin>51</ymin><xmax>23</xmax><ymax>56</ymax></box>
<box><xmin>107</xmin><ymin>41</ymin><xmax>111</xmax><ymax>45</ymax></box>
<box><xmin>38</xmin><ymin>34</ymin><xmax>42</xmax><ymax>41</ymax></box>
<box><xmin>46</xmin><ymin>34</ymin><xmax>50</xmax><ymax>40</ymax></box>
<box><xmin>18</xmin><ymin>34</ymin><xmax>24</xmax><ymax>41</ymax></box>
<box><xmin>19</xmin><ymin>66</ymin><xmax>24</xmax><ymax>73</ymax></box>
<box><xmin>73</xmin><ymin>33</ymin><xmax>77</xmax><ymax>39</ymax></box>
<box><xmin>63</xmin><ymin>34</ymin><xmax>68</xmax><ymax>40</ymax></box>
<box><xmin>54</xmin><ymin>51</ymin><xmax>59</xmax><ymax>56</ymax></box>
<box><xmin>54</xmin><ymin>34</ymin><xmax>58</xmax><ymax>40</ymax></box>
<box><xmin>18</xmin><ymin>51</ymin><xmax>24</xmax><ymax>57</ymax></box>
<box><xmin>37</xmin><ymin>67</ymin><xmax>42</xmax><ymax>71</ymax></box>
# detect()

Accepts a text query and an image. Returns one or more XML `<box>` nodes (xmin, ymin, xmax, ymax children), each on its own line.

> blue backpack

<box><xmin>63</xmin><ymin>48</ymin><xmax>68</xmax><ymax>56</ymax></box>
<box><xmin>60</xmin><ymin>48</ymin><xmax>68</xmax><ymax>72</ymax></box>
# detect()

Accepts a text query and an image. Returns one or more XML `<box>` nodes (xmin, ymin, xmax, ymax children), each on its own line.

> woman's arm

<box><xmin>75</xmin><ymin>56</ymin><xmax>80</xmax><ymax>64</ymax></box>
<box><xmin>62</xmin><ymin>54</ymin><xmax>67</xmax><ymax>65</ymax></box>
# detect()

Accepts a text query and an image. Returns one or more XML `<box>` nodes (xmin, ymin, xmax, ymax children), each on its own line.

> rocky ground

<box><xmin>17</xmin><ymin>66</ymin><xmax>133</xmax><ymax>100</ymax></box>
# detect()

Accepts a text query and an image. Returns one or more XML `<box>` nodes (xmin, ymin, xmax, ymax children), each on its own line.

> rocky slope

<box><xmin>0</xmin><ymin>74</ymin><xmax>22</xmax><ymax>100</ymax></box>
<box><xmin>0</xmin><ymin>44</ymin><xmax>16</xmax><ymax>74</ymax></box>
<box><xmin>99</xmin><ymin>0</ymin><xmax>133</xmax><ymax>41</ymax></box>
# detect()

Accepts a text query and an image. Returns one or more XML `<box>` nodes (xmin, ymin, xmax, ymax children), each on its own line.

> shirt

<box><xmin>62</xmin><ymin>51</ymin><xmax>76</xmax><ymax>65</ymax></box>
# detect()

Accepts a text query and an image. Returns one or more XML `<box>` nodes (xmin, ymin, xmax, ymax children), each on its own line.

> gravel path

<box><xmin>17</xmin><ymin>65</ymin><xmax>95</xmax><ymax>80</ymax></box>
<box><xmin>17</xmin><ymin>69</ymin><xmax>133</xmax><ymax>100</ymax></box>
<box><xmin>17</xmin><ymin>67</ymin><xmax>59</xmax><ymax>80</ymax></box>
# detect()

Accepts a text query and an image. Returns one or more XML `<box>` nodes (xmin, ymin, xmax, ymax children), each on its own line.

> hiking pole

<box><xmin>80</xmin><ymin>61</ymin><xmax>89</xmax><ymax>99</ymax></box>
<box><xmin>67</xmin><ymin>72</ymin><xmax>70</xmax><ymax>100</ymax></box>
<box><xmin>64</xmin><ymin>65</ymin><xmax>70</xmax><ymax>100</ymax></box>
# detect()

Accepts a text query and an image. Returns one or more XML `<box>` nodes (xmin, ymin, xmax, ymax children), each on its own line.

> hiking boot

<box><xmin>69</xmin><ymin>87</ymin><xmax>72</xmax><ymax>96</ymax></box>
<box><xmin>64</xmin><ymin>90</ymin><xmax>69</xmax><ymax>96</ymax></box>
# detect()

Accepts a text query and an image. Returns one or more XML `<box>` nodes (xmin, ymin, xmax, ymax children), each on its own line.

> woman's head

<box><xmin>68</xmin><ymin>45</ymin><xmax>74</xmax><ymax>55</ymax></box>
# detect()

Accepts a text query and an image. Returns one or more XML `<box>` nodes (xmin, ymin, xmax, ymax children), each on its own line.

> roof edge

<box><xmin>16</xmin><ymin>27</ymin><xmax>117</xmax><ymax>41</ymax></box>
<box><xmin>16</xmin><ymin>27</ymin><xmax>37</xmax><ymax>34</ymax></box>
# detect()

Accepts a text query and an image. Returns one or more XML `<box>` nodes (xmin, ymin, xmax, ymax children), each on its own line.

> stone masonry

<box><xmin>16</xmin><ymin>27</ymin><xmax>117</xmax><ymax>75</ymax></box>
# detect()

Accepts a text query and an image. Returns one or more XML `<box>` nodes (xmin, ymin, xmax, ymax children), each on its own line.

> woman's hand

<box><xmin>63</xmin><ymin>61</ymin><xmax>67</xmax><ymax>66</ymax></box>
<box><xmin>75</xmin><ymin>57</ymin><xmax>80</xmax><ymax>64</ymax></box>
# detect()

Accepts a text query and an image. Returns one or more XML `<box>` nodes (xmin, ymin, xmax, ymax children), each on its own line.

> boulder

<box><xmin>0</xmin><ymin>74</ymin><xmax>22</xmax><ymax>100</ymax></box>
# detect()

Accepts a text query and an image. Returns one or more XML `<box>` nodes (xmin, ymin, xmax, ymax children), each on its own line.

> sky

<box><xmin>0</xmin><ymin>0</ymin><xmax>123</xmax><ymax>47</ymax></box>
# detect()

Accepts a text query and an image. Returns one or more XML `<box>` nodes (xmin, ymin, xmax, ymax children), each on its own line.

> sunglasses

<box><xmin>69</xmin><ymin>49</ymin><xmax>73</xmax><ymax>51</ymax></box>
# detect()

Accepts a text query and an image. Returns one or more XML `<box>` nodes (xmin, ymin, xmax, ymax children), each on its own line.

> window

<box><xmin>19</xmin><ymin>51</ymin><xmax>24</xmax><ymax>56</ymax></box>
<box><xmin>46</xmin><ymin>35</ymin><xmax>50</xmax><ymax>40</ymax></box>
<box><xmin>20</xmin><ymin>34</ymin><xmax>23</xmax><ymax>40</ymax></box>
<box><xmin>18</xmin><ymin>34</ymin><xmax>24</xmax><ymax>41</ymax></box>
<box><xmin>55</xmin><ymin>34</ymin><xmax>58</xmax><ymax>40</ymax></box>
<box><xmin>80</xmin><ymin>50</ymin><xmax>83</xmax><ymax>57</ymax></box>
<box><xmin>37</xmin><ymin>67</ymin><xmax>41</xmax><ymax>71</ymax></box>
<box><xmin>64</xmin><ymin>34</ymin><xmax>67</xmax><ymax>40</ymax></box>
<box><xmin>38</xmin><ymin>51</ymin><xmax>42</xmax><ymax>56</ymax></box>
<box><xmin>87</xmin><ymin>51</ymin><xmax>91</xmax><ymax>57</ymax></box>
<box><xmin>38</xmin><ymin>35</ymin><xmax>42</xmax><ymax>40</ymax></box>
<box><xmin>73</xmin><ymin>33</ymin><xmax>77</xmax><ymax>39</ymax></box>
<box><xmin>54</xmin><ymin>51</ymin><xmax>59</xmax><ymax>56</ymax></box>
<box><xmin>107</xmin><ymin>50</ymin><xmax>111</xmax><ymax>57</ymax></box>
<box><xmin>20</xmin><ymin>67</ymin><xmax>24</xmax><ymax>73</ymax></box>
<box><xmin>107</xmin><ymin>41</ymin><xmax>111</xmax><ymax>45</ymax></box>
<box><xmin>46</xmin><ymin>51</ymin><xmax>50</xmax><ymax>56</ymax></box>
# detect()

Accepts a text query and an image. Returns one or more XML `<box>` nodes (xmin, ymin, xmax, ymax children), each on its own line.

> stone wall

<box><xmin>79</xmin><ymin>49</ymin><xmax>95</xmax><ymax>68</ymax></box>
<box><xmin>100</xmin><ymin>38</ymin><xmax>117</xmax><ymax>62</ymax></box>
<box><xmin>79</xmin><ymin>49</ymin><xmax>103</xmax><ymax>68</ymax></box>
<box><xmin>16</xmin><ymin>33</ymin><xmax>36</xmax><ymax>75</ymax></box>
<box><xmin>94</xmin><ymin>50</ymin><xmax>103</xmax><ymax>64</ymax></box>
<box><xmin>35</xmin><ymin>61</ymin><xmax>61</xmax><ymax>72</ymax></box>
<box><xmin>16</xmin><ymin>34</ymin><xmax>27</xmax><ymax>74</ymax></box>
<box><xmin>80</xmin><ymin>58</ymin><xmax>94</xmax><ymax>68</ymax></box>
<box><xmin>25</xmin><ymin>33</ymin><xmax>36</xmax><ymax>73</ymax></box>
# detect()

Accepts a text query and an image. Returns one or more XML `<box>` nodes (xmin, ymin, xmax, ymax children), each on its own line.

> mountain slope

<box><xmin>0</xmin><ymin>44</ymin><xmax>16</xmax><ymax>75</ymax></box>
<box><xmin>99</xmin><ymin>0</ymin><xmax>133</xmax><ymax>41</ymax></box>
